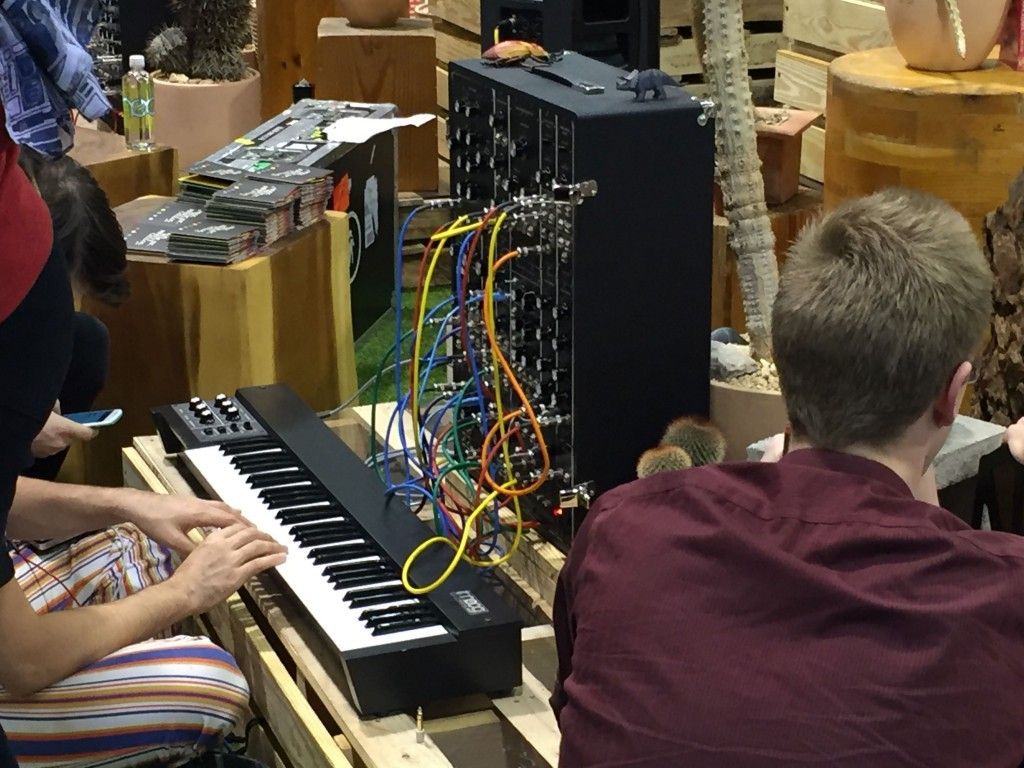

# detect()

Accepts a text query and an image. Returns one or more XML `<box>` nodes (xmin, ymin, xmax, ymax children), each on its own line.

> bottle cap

<box><xmin>129</xmin><ymin>54</ymin><xmax>145</xmax><ymax>70</ymax></box>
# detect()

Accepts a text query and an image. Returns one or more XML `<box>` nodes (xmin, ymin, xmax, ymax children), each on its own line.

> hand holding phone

<box><xmin>63</xmin><ymin>408</ymin><xmax>123</xmax><ymax>428</ymax></box>
<box><xmin>30</xmin><ymin>410</ymin><xmax>104</xmax><ymax>458</ymax></box>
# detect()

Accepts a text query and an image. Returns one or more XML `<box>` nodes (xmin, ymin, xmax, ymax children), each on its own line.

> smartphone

<box><xmin>64</xmin><ymin>408</ymin><xmax>123</xmax><ymax>427</ymax></box>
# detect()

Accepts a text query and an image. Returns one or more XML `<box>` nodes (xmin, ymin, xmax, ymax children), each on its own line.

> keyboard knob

<box><xmin>219</xmin><ymin>398</ymin><xmax>234</xmax><ymax>411</ymax></box>
<box><xmin>225</xmin><ymin>406</ymin><xmax>240</xmax><ymax>421</ymax></box>
<box><xmin>188</xmin><ymin>397</ymin><xmax>203</xmax><ymax>412</ymax></box>
<box><xmin>199</xmin><ymin>411</ymin><xmax>215</xmax><ymax>424</ymax></box>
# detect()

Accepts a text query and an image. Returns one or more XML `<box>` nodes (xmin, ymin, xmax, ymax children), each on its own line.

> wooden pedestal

<box><xmin>65</xmin><ymin>198</ymin><xmax>358</xmax><ymax>486</ymax></box>
<box><xmin>68</xmin><ymin>128</ymin><xmax>177</xmax><ymax>207</ymax></box>
<box><xmin>824</xmin><ymin>47</ymin><xmax>1024</xmax><ymax>237</ymax></box>
<box><xmin>256</xmin><ymin>0</ymin><xmax>337</xmax><ymax>119</ymax></box>
<box><xmin>317</xmin><ymin>17</ymin><xmax>437</xmax><ymax>191</ymax></box>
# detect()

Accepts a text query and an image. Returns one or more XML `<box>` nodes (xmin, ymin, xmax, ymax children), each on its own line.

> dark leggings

<box><xmin>0</xmin><ymin>246</ymin><xmax>74</xmax><ymax>559</ymax></box>
<box><xmin>22</xmin><ymin>312</ymin><xmax>110</xmax><ymax>481</ymax></box>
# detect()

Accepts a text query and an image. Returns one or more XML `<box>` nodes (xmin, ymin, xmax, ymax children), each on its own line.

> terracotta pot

<box><xmin>885</xmin><ymin>0</ymin><xmax>1011</xmax><ymax>71</ymax></box>
<box><xmin>709</xmin><ymin>380</ymin><xmax>788</xmax><ymax>462</ymax></box>
<box><xmin>151</xmin><ymin>69</ymin><xmax>262</xmax><ymax>169</ymax></box>
<box><xmin>336</xmin><ymin>0</ymin><xmax>408</xmax><ymax>27</ymax></box>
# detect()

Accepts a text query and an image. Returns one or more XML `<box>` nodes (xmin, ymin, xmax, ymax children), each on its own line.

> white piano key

<box><xmin>184</xmin><ymin>445</ymin><xmax>447</xmax><ymax>651</ymax></box>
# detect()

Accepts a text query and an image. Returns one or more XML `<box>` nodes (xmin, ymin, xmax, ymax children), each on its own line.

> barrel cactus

<box><xmin>662</xmin><ymin>416</ymin><xmax>727</xmax><ymax>466</ymax></box>
<box><xmin>637</xmin><ymin>446</ymin><xmax>693</xmax><ymax>479</ymax></box>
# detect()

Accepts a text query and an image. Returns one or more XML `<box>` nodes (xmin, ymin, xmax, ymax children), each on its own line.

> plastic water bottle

<box><xmin>122</xmin><ymin>55</ymin><xmax>154</xmax><ymax>151</ymax></box>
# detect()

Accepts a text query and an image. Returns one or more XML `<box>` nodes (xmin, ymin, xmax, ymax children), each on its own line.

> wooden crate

<box><xmin>772</xmin><ymin>0</ymin><xmax>891</xmax><ymax>182</ymax></box>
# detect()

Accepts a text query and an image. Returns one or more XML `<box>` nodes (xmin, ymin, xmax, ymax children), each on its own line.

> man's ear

<box><xmin>934</xmin><ymin>361</ymin><xmax>972</xmax><ymax>427</ymax></box>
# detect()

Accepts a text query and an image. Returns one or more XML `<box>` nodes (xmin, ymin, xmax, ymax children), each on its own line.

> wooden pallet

<box><xmin>772</xmin><ymin>0</ymin><xmax>891</xmax><ymax>182</ymax></box>
<box><xmin>122</xmin><ymin>409</ymin><xmax>564</xmax><ymax>768</ymax></box>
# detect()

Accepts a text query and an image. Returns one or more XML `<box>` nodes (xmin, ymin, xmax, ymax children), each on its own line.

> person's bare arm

<box><xmin>9</xmin><ymin>478</ymin><xmax>244</xmax><ymax>551</ymax></box>
<box><xmin>0</xmin><ymin>522</ymin><xmax>285</xmax><ymax>696</ymax></box>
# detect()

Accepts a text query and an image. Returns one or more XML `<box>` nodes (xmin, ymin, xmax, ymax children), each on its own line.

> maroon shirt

<box><xmin>553</xmin><ymin>449</ymin><xmax>1024</xmax><ymax>766</ymax></box>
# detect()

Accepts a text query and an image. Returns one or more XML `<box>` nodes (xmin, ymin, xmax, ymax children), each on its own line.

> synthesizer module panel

<box><xmin>447</xmin><ymin>53</ymin><xmax>714</xmax><ymax>549</ymax></box>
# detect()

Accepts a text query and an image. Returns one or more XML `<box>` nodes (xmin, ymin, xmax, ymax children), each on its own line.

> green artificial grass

<box><xmin>355</xmin><ymin>287</ymin><xmax>453</xmax><ymax>405</ymax></box>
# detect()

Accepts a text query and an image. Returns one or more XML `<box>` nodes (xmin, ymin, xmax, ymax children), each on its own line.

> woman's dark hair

<box><xmin>17</xmin><ymin>147</ymin><xmax>130</xmax><ymax>306</ymax></box>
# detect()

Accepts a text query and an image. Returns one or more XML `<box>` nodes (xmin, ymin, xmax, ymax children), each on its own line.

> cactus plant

<box><xmin>146</xmin><ymin>0</ymin><xmax>250</xmax><ymax>81</ymax></box>
<box><xmin>637</xmin><ymin>446</ymin><xmax>693</xmax><ymax>479</ymax></box>
<box><xmin>662</xmin><ymin>416</ymin><xmax>727</xmax><ymax>466</ymax></box>
<box><xmin>946</xmin><ymin>0</ymin><xmax>967</xmax><ymax>58</ymax></box>
<box><xmin>690</xmin><ymin>0</ymin><xmax>779</xmax><ymax>360</ymax></box>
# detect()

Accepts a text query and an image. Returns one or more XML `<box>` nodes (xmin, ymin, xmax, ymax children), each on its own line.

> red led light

<box><xmin>553</xmin><ymin>507</ymin><xmax>563</xmax><ymax>517</ymax></box>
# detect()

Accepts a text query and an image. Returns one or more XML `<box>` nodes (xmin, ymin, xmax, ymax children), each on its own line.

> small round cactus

<box><xmin>662</xmin><ymin>416</ymin><xmax>727</xmax><ymax>466</ymax></box>
<box><xmin>637</xmin><ymin>445</ymin><xmax>693</xmax><ymax>479</ymax></box>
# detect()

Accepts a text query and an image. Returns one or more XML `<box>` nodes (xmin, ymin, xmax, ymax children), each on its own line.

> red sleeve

<box><xmin>0</xmin><ymin>107</ymin><xmax>53</xmax><ymax>324</ymax></box>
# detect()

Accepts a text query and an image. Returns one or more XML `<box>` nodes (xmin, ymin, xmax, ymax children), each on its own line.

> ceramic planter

<box><xmin>151</xmin><ymin>69</ymin><xmax>262</xmax><ymax>168</ymax></box>
<box><xmin>709</xmin><ymin>380</ymin><xmax>788</xmax><ymax>462</ymax></box>
<box><xmin>336</xmin><ymin>0</ymin><xmax>408</xmax><ymax>27</ymax></box>
<box><xmin>885</xmin><ymin>0</ymin><xmax>1011</xmax><ymax>70</ymax></box>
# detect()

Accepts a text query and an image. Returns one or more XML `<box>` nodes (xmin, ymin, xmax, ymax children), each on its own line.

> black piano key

<box><xmin>322</xmin><ymin>557</ymin><xmax>384</xmax><ymax>577</ymax></box>
<box><xmin>294</xmin><ymin>530</ymin><xmax>360</xmax><ymax>547</ymax></box>
<box><xmin>266</xmin><ymin>496</ymin><xmax>330</xmax><ymax>511</ymax></box>
<box><xmin>311</xmin><ymin>545</ymin><xmax>370</xmax><ymax>566</ymax></box>
<box><xmin>346</xmin><ymin>586</ymin><xmax>408</xmax><ymax>607</ymax></box>
<box><xmin>325</xmin><ymin>561</ymin><xmax>389</xmax><ymax>579</ymax></box>
<box><xmin>231</xmin><ymin>455</ymin><xmax>298</xmax><ymax>473</ymax></box>
<box><xmin>358</xmin><ymin>603</ymin><xmax>426</xmax><ymax>622</ymax></box>
<box><xmin>276</xmin><ymin>507</ymin><xmax>346</xmax><ymax>524</ymax></box>
<box><xmin>319</xmin><ymin>548</ymin><xmax>379</xmax><ymax>572</ymax></box>
<box><xmin>290</xmin><ymin>520</ymin><xmax>359</xmax><ymax>537</ymax></box>
<box><xmin>247</xmin><ymin>471</ymin><xmax>312</xmax><ymax>489</ymax></box>
<box><xmin>371</xmin><ymin>616</ymin><xmax>439</xmax><ymax>636</ymax></box>
<box><xmin>232</xmin><ymin>449</ymin><xmax>295</xmax><ymax>465</ymax></box>
<box><xmin>331</xmin><ymin>572</ymin><xmax>394</xmax><ymax>590</ymax></box>
<box><xmin>258</xmin><ymin>485</ymin><xmax>320</xmax><ymax>503</ymax></box>
<box><xmin>219</xmin><ymin>438</ymin><xmax>279</xmax><ymax>455</ymax></box>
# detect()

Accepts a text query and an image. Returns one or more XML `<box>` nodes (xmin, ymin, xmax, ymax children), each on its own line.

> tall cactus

<box><xmin>691</xmin><ymin>0</ymin><xmax>779</xmax><ymax>360</ymax></box>
<box><xmin>945</xmin><ymin>0</ymin><xmax>967</xmax><ymax>59</ymax></box>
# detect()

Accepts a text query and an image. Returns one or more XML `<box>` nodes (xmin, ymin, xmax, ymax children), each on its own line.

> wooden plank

<box><xmin>435</xmin><ymin>20</ymin><xmax>479</xmax><ymax>65</ymax></box>
<box><xmin>665</xmin><ymin>0</ymin><xmax>784</xmax><ymax>26</ymax></box>
<box><xmin>684</xmin><ymin>77</ymin><xmax>777</xmax><ymax>106</ymax></box>
<box><xmin>773</xmin><ymin>49</ymin><xmax>829</xmax><ymax>113</ymax></box>
<box><xmin>661</xmin><ymin>32</ymin><xmax>783</xmax><ymax>77</ymax></box>
<box><xmin>438</xmin><ymin>115</ymin><xmax>449</xmax><ymax>160</ymax></box>
<box><xmin>437</xmin><ymin>65</ymin><xmax>449</xmax><ymax>111</ymax></box>
<box><xmin>203</xmin><ymin>595</ymin><xmax>355</xmax><ymax>768</ymax></box>
<box><xmin>431</xmin><ymin>0</ymin><xmax>480</xmax><ymax>35</ymax></box>
<box><xmin>491</xmin><ymin>666</ymin><xmax>560</xmax><ymax>767</ymax></box>
<box><xmin>783</xmin><ymin>0</ymin><xmax>891</xmax><ymax>54</ymax></box>
<box><xmin>801</xmin><ymin>124</ymin><xmax>826</xmax><ymax>183</ymax></box>
<box><xmin>434</xmin><ymin>0</ymin><xmax>783</xmax><ymax>34</ymax></box>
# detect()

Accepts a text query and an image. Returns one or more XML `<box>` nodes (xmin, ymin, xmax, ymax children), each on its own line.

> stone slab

<box><xmin>746</xmin><ymin>415</ymin><xmax>1006</xmax><ymax>489</ymax></box>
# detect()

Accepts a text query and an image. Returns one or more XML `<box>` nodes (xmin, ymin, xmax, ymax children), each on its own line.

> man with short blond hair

<box><xmin>552</xmin><ymin>189</ymin><xmax>1024</xmax><ymax>766</ymax></box>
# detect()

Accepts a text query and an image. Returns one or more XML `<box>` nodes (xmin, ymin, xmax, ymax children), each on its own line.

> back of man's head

<box><xmin>772</xmin><ymin>188</ymin><xmax>992</xmax><ymax>451</ymax></box>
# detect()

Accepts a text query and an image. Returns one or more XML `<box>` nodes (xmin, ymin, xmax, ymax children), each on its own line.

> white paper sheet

<box><xmin>324</xmin><ymin>114</ymin><xmax>436</xmax><ymax>145</ymax></box>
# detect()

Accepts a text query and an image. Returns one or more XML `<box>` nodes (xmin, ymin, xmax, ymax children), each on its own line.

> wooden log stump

<box><xmin>824</xmin><ymin>47</ymin><xmax>1024</xmax><ymax>238</ymax></box>
<box><xmin>317</xmin><ymin>17</ymin><xmax>437</xmax><ymax>191</ymax></box>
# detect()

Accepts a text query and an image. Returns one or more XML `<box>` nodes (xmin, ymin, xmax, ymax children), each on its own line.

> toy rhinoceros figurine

<box><xmin>615</xmin><ymin>68</ymin><xmax>679</xmax><ymax>102</ymax></box>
